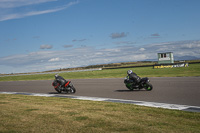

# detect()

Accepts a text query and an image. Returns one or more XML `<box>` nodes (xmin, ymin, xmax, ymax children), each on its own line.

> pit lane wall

<box><xmin>153</xmin><ymin>63</ymin><xmax>189</xmax><ymax>69</ymax></box>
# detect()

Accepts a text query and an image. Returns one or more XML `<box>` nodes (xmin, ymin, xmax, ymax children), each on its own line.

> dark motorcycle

<box><xmin>52</xmin><ymin>79</ymin><xmax>76</xmax><ymax>94</ymax></box>
<box><xmin>124</xmin><ymin>76</ymin><xmax>153</xmax><ymax>91</ymax></box>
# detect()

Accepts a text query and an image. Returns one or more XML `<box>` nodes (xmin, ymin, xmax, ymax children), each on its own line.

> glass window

<box><xmin>161</xmin><ymin>53</ymin><xmax>166</xmax><ymax>58</ymax></box>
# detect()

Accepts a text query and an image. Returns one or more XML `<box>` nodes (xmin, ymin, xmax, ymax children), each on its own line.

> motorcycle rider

<box><xmin>55</xmin><ymin>74</ymin><xmax>67</xmax><ymax>90</ymax></box>
<box><xmin>127</xmin><ymin>70</ymin><xmax>141</xmax><ymax>87</ymax></box>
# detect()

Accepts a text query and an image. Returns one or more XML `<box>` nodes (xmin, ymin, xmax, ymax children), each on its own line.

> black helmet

<box><xmin>127</xmin><ymin>70</ymin><xmax>133</xmax><ymax>75</ymax></box>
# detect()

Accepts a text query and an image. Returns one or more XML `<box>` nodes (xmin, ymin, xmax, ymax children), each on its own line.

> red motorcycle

<box><xmin>52</xmin><ymin>79</ymin><xmax>76</xmax><ymax>94</ymax></box>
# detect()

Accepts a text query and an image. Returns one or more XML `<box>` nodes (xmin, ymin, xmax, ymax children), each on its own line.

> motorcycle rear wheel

<box><xmin>126</xmin><ymin>85</ymin><xmax>134</xmax><ymax>90</ymax></box>
<box><xmin>144</xmin><ymin>83</ymin><xmax>153</xmax><ymax>91</ymax></box>
<box><xmin>55</xmin><ymin>88</ymin><xmax>61</xmax><ymax>93</ymax></box>
<box><xmin>70</xmin><ymin>87</ymin><xmax>76</xmax><ymax>93</ymax></box>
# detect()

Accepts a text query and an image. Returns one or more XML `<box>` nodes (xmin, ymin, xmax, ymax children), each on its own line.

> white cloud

<box><xmin>139</xmin><ymin>48</ymin><xmax>145</xmax><ymax>51</ymax></box>
<box><xmin>0</xmin><ymin>0</ymin><xmax>57</xmax><ymax>8</ymax></box>
<box><xmin>181</xmin><ymin>43</ymin><xmax>200</xmax><ymax>49</ymax></box>
<box><xmin>0</xmin><ymin>0</ymin><xmax>79</xmax><ymax>21</ymax></box>
<box><xmin>95</xmin><ymin>52</ymin><xmax>103</xmax><ymax>55</ymax></box>
<box><xmin>48</xmin><ymin>57</ymin><xmax>60</xmax><ymax>62</ymax></box>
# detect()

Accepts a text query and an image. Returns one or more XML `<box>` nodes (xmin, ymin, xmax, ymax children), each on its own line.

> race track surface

<box><xmin>0</xmin><ymin>77</ymin><xmax>200</xmax><ymax>106</ymax></box>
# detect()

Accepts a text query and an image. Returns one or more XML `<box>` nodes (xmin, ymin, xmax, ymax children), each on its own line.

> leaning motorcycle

<box><xmin>52</xmin><ymin>80</ymin><xmax>76</xmax><ymax>93</ymax></box>
<box><xmin>124</xmin><ymin>76</ymin><xmax>153</xmax><ymax>91</ymax></box>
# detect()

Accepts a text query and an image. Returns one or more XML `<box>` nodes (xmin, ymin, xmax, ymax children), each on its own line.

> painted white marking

<box><xmin>32</xmin><ymin>93</ymin><xmax>54</xmax><ymax>97</ymax></box>
<box><xmin>136</xmin><ymin>102</ymin><xmax>189</xmax><ymax>110</ymax></box>
<box><xmin>73</xmin><ymin>96</ymin><xmax>107</xmax><ymax>101</ymax></box>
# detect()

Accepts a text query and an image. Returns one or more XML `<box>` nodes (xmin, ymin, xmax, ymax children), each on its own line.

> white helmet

<box><xmin>127</xmin><ymin>70</ymin><xmax>133</xmax><ymax>75</ymax></box>
<box><xmin>55</xmin><ymin>74</ymin><xmax>59</xmax><ymax>78</ymax></box>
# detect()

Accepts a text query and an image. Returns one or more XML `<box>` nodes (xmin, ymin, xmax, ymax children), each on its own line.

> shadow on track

<box><xmin>48</xmin><ymin>92</ymin><xmax>75</xmax><ymax>94</ymax></box>
<box><xmin>49</xmin><ymin>92</ymin><xmax>60</xmax><ymax>94</ymax></box>
<box><xmin>115</xmin><ymin>89</ymin><xmax>146</xmax><ymax>92</ymax></box>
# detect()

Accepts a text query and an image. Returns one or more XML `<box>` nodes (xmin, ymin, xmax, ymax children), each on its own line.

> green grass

<box><xmin>0</xmin><ymin>94</ymin><xmax>200</xmax><ymax>133</ymax></box>
<box><xmin>0</xmin><ymin>63</ymin><xmax>200</xmax><ymax>81</ymax></box>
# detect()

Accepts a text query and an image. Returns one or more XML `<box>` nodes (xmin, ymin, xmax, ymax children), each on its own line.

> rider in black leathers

<box><xmin>55</xmin><ymin>74</ymin><xmax>66</xmax><ymax>88</ymax></box>
<box><xmin>127</xmin><ymin>70</ymin><xmax>141</xmax><ymax>87</ymax></box>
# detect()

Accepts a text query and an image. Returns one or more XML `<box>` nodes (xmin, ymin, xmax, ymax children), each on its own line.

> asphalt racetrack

<box><xmin>0</xmin><ymin>77</ymin><xmax>200</xmax><ymax>107</ymax></box>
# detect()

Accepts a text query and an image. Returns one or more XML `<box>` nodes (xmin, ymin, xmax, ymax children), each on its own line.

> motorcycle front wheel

<box><xmin>144</xmin><ymin>82</ymin><xmax>153</xmax><ymax>91</ymax></box>
<box><xmin>69</xmin><ymin>86</ymin><xmax>76</xmax><ymax>93</ymax></box>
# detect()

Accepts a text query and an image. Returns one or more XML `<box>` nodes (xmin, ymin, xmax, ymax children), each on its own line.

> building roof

<box><xmin>157</xmin><ymin>52</ymin><xmax>173</xmax><ymax>54</ymax></box>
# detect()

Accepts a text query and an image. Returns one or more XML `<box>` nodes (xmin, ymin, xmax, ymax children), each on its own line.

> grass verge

<box><xmin>0</xmin><ymin>63</ymin><xmax>200</xmax><ymax>81</ymax></box>
<box><xmin>0</xmin><ymin>94</ymin><xmax>200</xmax><ymax>133</ymax></box>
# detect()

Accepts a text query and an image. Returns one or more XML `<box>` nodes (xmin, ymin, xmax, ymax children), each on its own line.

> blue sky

<box><xmin>0</xmin><ymin>0</ymin><xmax>200</xmax><ymax>73</ymax></box>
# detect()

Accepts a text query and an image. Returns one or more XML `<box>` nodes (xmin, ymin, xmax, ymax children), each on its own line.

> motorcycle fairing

<box><xmin>64</xmin><ymin>81</ymin><xmax>71</xmax><ymax>87</ymax></box>
<box><xmin>140</xmin><ymin>77</ymin><xmax>149</xmax><ymax>83</ymax></box>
